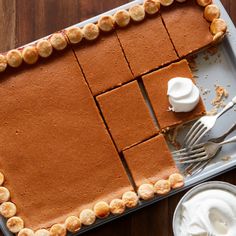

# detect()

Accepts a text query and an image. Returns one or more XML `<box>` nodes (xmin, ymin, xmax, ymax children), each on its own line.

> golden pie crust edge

<box><xmin>0</xmin><ymin>168</ymin><xmax>183</xmax><ymax>234</ymax></box>
<box><xmin>0</xmin><ymin>0</ymin><xmax>227</xmax><ymax>73</ymax></box>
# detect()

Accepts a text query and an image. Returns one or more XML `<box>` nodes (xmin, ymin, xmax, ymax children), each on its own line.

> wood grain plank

<box><xmin>0</xmin><ymin>0</ymin><xmax>16</xmax><ymax>52</ymax></box>
<box><xmin>15</xmin><ymin>0</ymin><xmax>130</xmax><ymax>47</ymax></box>
<box><xmin>221</xmin><ymin>0</ymin><xmax>236</xmax><ymax>24</ymax></box>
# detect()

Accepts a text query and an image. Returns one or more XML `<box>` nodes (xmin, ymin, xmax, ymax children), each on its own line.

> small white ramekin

<box><xmin>172</xmin><ymin>181</ymin><xmax>236</xmax><ymax>236</ymax></box>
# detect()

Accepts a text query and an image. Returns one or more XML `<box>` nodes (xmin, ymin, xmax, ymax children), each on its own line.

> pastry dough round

<box><xmin>154</xmin><ymin>179</ymin><xmax>171</xmax><ymax>195</ymax></box>
<box><xmin>0</xmin><ymin>187</ymin><xmax>10</xmax><ymax>203</ymax></box>
<box><xmin>169</xmin><ymin>173</ymin><xmax>184</xmax><ymax>189</ymax></box>
<box><xmin>36</xmin><ymin>40</ymin><xmax>53</xmax><ymax>58</ymax></box>
<box><xmin>114</xmin><ymin>10</ymin><xmax>131</xmax><ymax>27</ymax></box>
<box><xmin>0</xmin><ymin>54</ymin><xmax>7</xmax><ymax>72</ymax></box>
<box><xmin>210</xmin><ymin>18</ymin><xmax>227</xmax><ymax>35</ymax></box>
<box><xmin>65</xmin><ymin>216</ymin><xmax>81</xmax><ymax>232</ymax></box>
<box><xmin>18</xmin><ymin>228</ymin><xmax>34</xmax><ymax>236</ymax></box>
<box><xmin>98</xmin><ymin>15</ymin><xmax>115</xmax><ymax>32</ymax></box>
<box><xmin>6</xmin><ymin>49</ymin><xmax>22</xmax><ymax>68</ymax></box>
<box><xmin>109</xmin><ymin>199</ymin><xmax>125</xmax><ymax>215</ymax></box>
<box><xmin>65</xmin><ymin>27</ymin><xmax>83</xmax><ymax>44</ymax></box>
<box><xmin>0</xmin><ymin>202</ymin><xmax>17</xmax><ymax>218</ymax></box>
<box><xmin>122</xmin><ymin>191</ymin><xmax>139</xmax><ymax>208</ymax></box>
<box><xmin>49</xmin><ymin>224</ymin><xmax>66</xmax><ymax>236</ymax></box>
<box><xmin>22</xmin><ymin>46</ymin><xmax>39</xmax><ymax>64</ymax></box>
<box><xmin>35</xmin><ymin>229</ymin><xmax>50</xmax><ymax>236</ymax></box>
<box><xmin>159</xmin><ymin>0</ymin><xmax>174</xmax><ymax>7</ymax></box>
<box><xmin>79</xmin><ymin>209</ymin><xmax>96</xmax><ymax>226</ymax></box>
<box><xmin>138</xmin><ymin>184</ymin><xmax>155</xmax><ymax>200</ymax></box>
<box><xmin>0</xmin><ymin>172</ymin><xmax>4</xmax><ymax>185</ymax></box>
<box><xmin>143</xmin><ymin>0</ymin><xmax>160</xmax><ymax>15</ymax></box>
<box><xmin>196</xmin><ymin>0</ymin><xmax>212</xmax><ymax>7</ymax></box>
<box><xmin>204</xmin><ymin>4</ymin><xmax>220</xmax><ymax>22</ymax></box>
<box><xmin>93</xmin><ymin>201</ymin><xmax>110</xmax><ymax>218</ymax></box>
<box><xmin>83</xmin><ymin>23</ymin><xmax>99</xmax><ymax>41</ymax></box>
<box><xmin>213</xmin><ymin>31</ymin><xmax>225</xmax><ymax>44</ymax></box>
<box><xmin>129</xmin><ymin>5</ymin><xmax>145</xmax><ymax>22</ymax></box>
<box><xmin>49</xmin><ymin>33</ymin><xmax>67</xmax><ymax>51</ymax></box>
<box><xmin>6</xmin><ymin>216</ymin><xmax>24</xmax><ymax>233</ymax></box>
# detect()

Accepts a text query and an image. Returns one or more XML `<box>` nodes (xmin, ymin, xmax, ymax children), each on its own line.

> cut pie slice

<box><xmin>73</xmin><ymin>33</ymin><xmax>133</xmax><ymax>96</ymax></box>
<box><xmin>161</xmin><ymin>0</ymin><xmax>213</xmax><ymax>57</ymax></box>
<box><xmin>142</xmin><ymin>59</ymin><xmax>206</xmax><ymax>130</ymax></box>
<box><xmin>123</xmin><ymin>134</ymin><xmax>178</xmax><ymax>187</ymax></box>
<box><xmin>96</xmin><ymin>81</ymin><xmax>158</xmax><ymax>151</ymax></box>
<box><xmin>116</xmin><ymin>15</ymin><xmax>178</xmax><ymax>77</ymax></box>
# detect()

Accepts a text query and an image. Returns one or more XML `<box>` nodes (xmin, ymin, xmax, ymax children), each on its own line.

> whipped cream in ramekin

<box><xmin>167</xmin><ymin>77</ymin><xmax>200</xmax><ymax>112</ymax></box>
<box><xmin>179</xmin><ymin>189</ymin><xmax>236</xmax><ymax>236</ymax></box>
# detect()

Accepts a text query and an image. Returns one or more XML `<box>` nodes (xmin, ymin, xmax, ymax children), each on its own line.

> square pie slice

<box><xmin>0</xmin><ymin>49</ymin><xmax>132</xmax><ymax>230</ymax></box>
<box><xmin>96</xmin><ymin>81</ymin><xmax>158</xmax><ymax>151</ymax></box>
<box><xmin>123</xmin><ymin>134</ymin><xmax>178</xmax><ymax>187</ymax></box>
<box><xmin>116</xmin><ymin>15</ymin><xmax>178</xmax><ymax>77</ymax></box>
<box><xmin>73</xmin><ymin>33</ymin><xmax>133</xmax><ymax>96</ymax></box>
<box><xmin>161</xmin><ymin>0</ymin><xmax>213</xmax><ymax>57</ymax></box>
<box><xmin>142</xmin><ymin>59</ymin><xmax>206</xmax><ymax>130</ymax></box>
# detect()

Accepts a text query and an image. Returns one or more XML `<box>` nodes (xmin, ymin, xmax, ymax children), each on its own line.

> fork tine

<box><xmin>180</xmin><ymin>154</ymin><xmax>209</xmax><ymax>164</ymax></box>
<box><xmin>172</xmin><ymin>143</ymin><xmax>203</xmax><ymax>155</ymax></box>
<box><xmin>191</xmin><ymin>161</ymin><xmax>210</xmax><ymax>175</ymax></box>
<box><xmin>183</xmin><ymin>120</ymin><xmax>202</xmax><ymax>145</ymax></box>
<box><xmin>173</xmin><ymin>147</ymin><xmax>205</xmax><ymax>160</ymax></box>
<box><xmin>183</xmin><ymin>120</ymin><xmax>201</xmax><ymax>143</ymax></box>
<box><xmin>189</xmin><ymin>143</ymin><xmax>205</xmax><ymax>150</ymax></box>
<box><xmin>184</xmin><ymin>122</ymin><xmax>204</xmax><ymax>147</ymax></box>
<box><xmin>172</xmin><ymin>145</ymin><xmax>204</xmax><ymax>159</ymax></box>
<box><xmin>186</xmin><ymin>160</ymin><xmax>211</xmax><ymax>176</ymax></box>
<box><xmin>177</xmin><ymin>151</ymin><xmax>207</xmax><ymax>162</ymax></box>
<box><xmin>183</xmin><ymin>162</ymin><xmax>202</xmax><ymax>175</ymax></box>
<box><xmin>172</xmin><ymin>148</ymin><xmax>187</xmax><ymax>155</ymax></box>
<box><xmin>187</xmin><ymin>126</ymin><xmax>207</xmax><ymax>147</ymax></box>
<box><xmin>173</xmin><ymin>152</ymin><xmax>188</xmax><ymax>159</ymax></box>
<box><xmin>190</xmin><ymin>130</ymin><xmax>209</xmax><ymax>147</ymax></box>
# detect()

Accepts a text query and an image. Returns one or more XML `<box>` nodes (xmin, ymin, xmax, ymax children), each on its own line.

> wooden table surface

<box><xmin>0</xmin><ymin>1</ymin><xmax>235</xmax><ymax>235</ymax></box>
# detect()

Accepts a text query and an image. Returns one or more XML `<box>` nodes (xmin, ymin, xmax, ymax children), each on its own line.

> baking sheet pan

<box><xmin>1</xmin><ymin>0</ymin><xmax>236</xmax><ymax>235</ymax></box>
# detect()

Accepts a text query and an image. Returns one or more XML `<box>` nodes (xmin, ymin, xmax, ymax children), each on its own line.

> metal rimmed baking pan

<box><xmin>0</xmin><ymin>0</ymin><xmax>236</xmax><ymax>235</ymax></box>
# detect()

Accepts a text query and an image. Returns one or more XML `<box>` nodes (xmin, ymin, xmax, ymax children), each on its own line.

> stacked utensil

<box><xmin>173</xmin><ymin>95</ymin><xmax>236</xmax><ymax>175</ymax></box>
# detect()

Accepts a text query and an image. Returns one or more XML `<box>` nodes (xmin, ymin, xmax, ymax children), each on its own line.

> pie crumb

<box><xmin>211</xmin><ymin>85</ymin><xmax>228</xmax><ymax>108</ymax></box>
<box><xmin>221</xmin><ymin>156</ymin><xmax>231</xmax><ymax>162</ymax></box>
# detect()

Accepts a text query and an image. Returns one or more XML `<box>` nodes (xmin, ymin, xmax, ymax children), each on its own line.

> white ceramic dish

<box><xmin>172</xmin><ymin>181</ymin><xmax>236</xmax><ymax>236</ymax></box>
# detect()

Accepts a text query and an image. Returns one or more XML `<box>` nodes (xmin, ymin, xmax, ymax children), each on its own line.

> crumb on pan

<box><xmin>221</xmin><ymin>156</ymin><xmax>231</xmax><ymax>162</ymax></box>
<box><xmin>211</xmin><ymin>85</ymin><xmax>228</xmax><ymax>108</ymax></box>
<box><xmin>206</xmin><ymin>107</ymin><xmax>218</xmax><ymax>116</ymax></box>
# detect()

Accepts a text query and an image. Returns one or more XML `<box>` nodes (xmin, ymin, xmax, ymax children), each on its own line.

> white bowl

<box><xmin>172</xmin><ymin>181</ymin><xmax>236</xmax><ymax>236</ymax></box>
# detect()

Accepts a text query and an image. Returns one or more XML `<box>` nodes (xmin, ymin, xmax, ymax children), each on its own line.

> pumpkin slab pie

<box><xmin>96</xmin><ymin>81</ymin><xmax>158</xmax><ymax>151</ymax></box>
<box><xmin>123</xmin><ymin>134</ymin><xmax>179</xmax><ymax>188</ymax></box>
<box><xmin>0</xmin><ymin>49</ymin><xmax>133</xmax><ymax>230</ymax></box>
<box><xmin>161</xmin><ymin>0</ymin><xmax>214</xmax><ymax>57</ymax></box>
<box><xmin>116</xmin><ymin>15</ymin><xmax>178</xmax><ymax>77</ymax></box>
<box><xmin>73</xmin><ymin>33</ymin><xmax>133</xmax><ymax>96</ymax></box>
<box><xmin>142</xmin><ymin>59</ymin><xmax>206</xmax><ymax>130</ymax></box>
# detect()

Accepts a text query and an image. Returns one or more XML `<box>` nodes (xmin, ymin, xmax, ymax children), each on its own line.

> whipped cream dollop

<box><xmin>167</xmin><ymin>77</ymin><xmax>200</xmax><ymax>112</ymax></box>
<box><xmin>179</xmin><ymin>189</ymin><xmax>236</xmax><ymax>236</ymax></box>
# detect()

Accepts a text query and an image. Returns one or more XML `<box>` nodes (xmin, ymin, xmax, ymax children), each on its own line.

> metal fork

<box><xmin>183</xmin><ymin>123</ymin><xmax>236</xmax><ymax>175</ymax></box>
<box><xmin>173</xmin><ymin>135</ymin><xmax>236</xmax><ymax>164</ymax></box>
<box><xmin>183</xmin><ymin>95</ymin><xmax>236</xmax><ymax>147</ymax></box>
